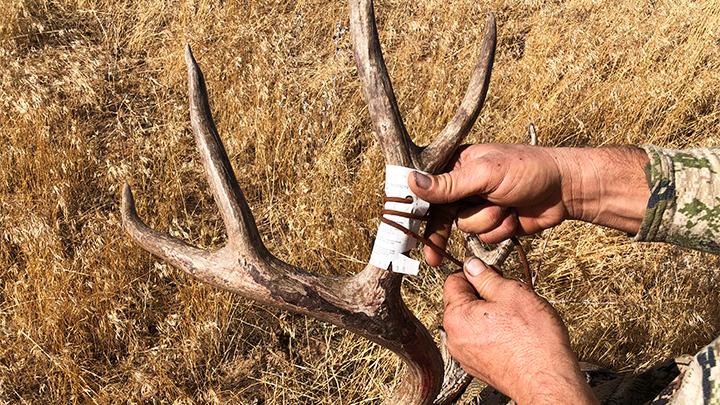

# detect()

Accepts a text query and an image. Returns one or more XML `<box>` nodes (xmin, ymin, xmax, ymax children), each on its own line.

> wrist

<box><xmin>515</xmin><ymin>368</ymin><xmax>599</xmax><ymax>405</ymax></box>
<box><xmin>553</xmin><ymin>147</ymin><xmax>649</xmax><ymax>233</ymax></box>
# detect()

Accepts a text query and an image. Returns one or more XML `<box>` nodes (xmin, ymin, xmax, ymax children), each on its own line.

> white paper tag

<box><xmin>368</xmin><ymin>165</ymin><xmax>430</xmax><ymax>275</ymax></box>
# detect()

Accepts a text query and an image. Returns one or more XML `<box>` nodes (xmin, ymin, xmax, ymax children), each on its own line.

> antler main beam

<box><xmin>122</xmin><ymin>2</ymin><xmax>498</xmax><ymax>403</ymax></box>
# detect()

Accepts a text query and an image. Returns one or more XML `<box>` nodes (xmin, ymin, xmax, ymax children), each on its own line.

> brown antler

<box><xmin>123</xmin><ymin>2</ymin><xmax>499</xmax><ymax>404</ymax></box>
<box><xmin>350</xmin><ymin>1</ymin><xmax>496</xmax><ymax>174</ymax></box>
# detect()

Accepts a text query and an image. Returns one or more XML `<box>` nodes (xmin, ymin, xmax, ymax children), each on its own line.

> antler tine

<box><xmin>420</xmin><ymin>13</ymin><xmax>497</xmax><ymax>173</ymax></box>
<box><xmin>122</xmin><ymin>183</ymin><xmax>220</xmax><ymax>273</ymax></box>
<box><xmin>184</xmin><ymin>46</ymin><xmax>267</xmax><ymax>252</ymax></box>
<box><xmin>528</xmin><ymin>122</ymin><xmax>538</xmax><ymax>146</ymax></box>
<box><xmin>349</xmin><ymin>0</ymin><xmax>420</xmax><ymax>168</ymax></box>
<box><xmin>464</xmin><ymin>232</ymin><xmax>515</xmax><ymax>268</ymax></box>
<box><xmin>125</xmin><ymin>44</ymin><xmax>447</xmax><ymax>405</ymax></box>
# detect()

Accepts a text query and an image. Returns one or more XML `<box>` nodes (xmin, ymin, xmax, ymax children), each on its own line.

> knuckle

<box><xmin>434</xmin><ymin>173</ymin><xmax>455</xmax><ymax>202</ymax></box>
<box><xmin>460</xmin><ymin>203</ymin><xmax>511</xmax><ymax>232</ymax></box>
<box><xmin>482</xmin><ymin>210</ymin><xmax>519</xmax><ymax>243</ymax></box>
<box><xmin>445</xmin><ymin>340</ymin><xmax>460</xmax><ymax>359</ymax></box>
<box><xmin>482</xmin><ymin>275</ymin><xmax>516</xmax><ymax>299</ymax></box>
<box><xmin>474</xmin><ymin>278</ymin><xmax>498</xmax><ymax>297</ymax></box>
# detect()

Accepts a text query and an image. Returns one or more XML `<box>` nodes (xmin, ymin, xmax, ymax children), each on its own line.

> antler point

<box><xmin>185</xmin><ymin>45</ymin><xmax>197</xmax><ymax>69</ymax></box>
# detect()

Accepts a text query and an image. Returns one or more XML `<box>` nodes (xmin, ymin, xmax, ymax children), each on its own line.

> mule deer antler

<box><xmin>122</xmin><ymin>2</ymin><xmax>501</xmax><ymax>403</ymax></box>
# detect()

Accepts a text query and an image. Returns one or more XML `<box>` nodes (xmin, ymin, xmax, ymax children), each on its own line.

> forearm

<box><xmin>552</xmin><ymin>147</ymin><xmax>650</xmax><ymax>233</ymax></box>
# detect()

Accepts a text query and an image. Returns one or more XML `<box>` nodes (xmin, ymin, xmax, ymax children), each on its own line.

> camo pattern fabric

<box><xmin>633</xmin><ymin>145</ymin><xmax>720</xmax><ymax>404</ymax></box>
<box><xmin>662</xmin><ymin>337</ymin><xmax>720</xmax><ymax>405</ymax></box>
<box><xmin>582</xmin><ymin>356</ymin><xmax>691</xmax><ymax>405</ymax></box>
<box><xmin>634</xmin><ymin>145</ymin><xmax>720</xmax><ymax>254</ymax></box>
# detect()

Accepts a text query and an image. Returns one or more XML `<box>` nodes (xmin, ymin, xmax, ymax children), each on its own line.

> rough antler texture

<box><xmin>123</xmin><ymin>2</ymin><xmax>498</xmax><ymax>403</ymax></box>
<box><xmin>350</xmin><ymin>0</ymin><xmax>496</xmax><ymax>173</ymax></box>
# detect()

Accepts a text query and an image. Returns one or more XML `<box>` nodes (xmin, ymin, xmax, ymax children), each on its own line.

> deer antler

<box><xmin>123</xmin><ymin>2</ymin><xmax>499</xmax><ymax>403</ymax></box>
<box><xmin>350</xmin><ymin>0</ymin><xmax>496</xmax><ymax>173</ymax></box>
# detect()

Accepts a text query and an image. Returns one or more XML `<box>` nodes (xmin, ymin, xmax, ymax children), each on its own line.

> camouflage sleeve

<box><xmin>632</xmin><ymin>145</ymin><xmax>720</xmax><ymax>254</ymax></box>
<box><xmin>666</xmin><ymin>336</ymin><xmax>720</xmax><ymax>405</ymax></box>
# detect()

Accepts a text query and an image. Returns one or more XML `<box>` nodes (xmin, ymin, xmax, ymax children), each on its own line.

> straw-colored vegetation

<box><xmin>1</xmin><ymin>0</ymin><xmax>719</xmax><ymax>403</ymax></box>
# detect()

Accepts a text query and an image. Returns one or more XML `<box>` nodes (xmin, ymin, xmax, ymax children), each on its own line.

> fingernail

<box><xmin>465</xmin><ymin>257</ymin><xmax>488</xmax><ymax>277</ymax></box>
<box><xmin>414</xmin><ymin>172</ymin><xmax>432</xmax><ymax>190</ymax></box>
<box><xmin>499</xmin><ymin>206</ymin><xmax>508</xmax><ymax>212</ymax></box>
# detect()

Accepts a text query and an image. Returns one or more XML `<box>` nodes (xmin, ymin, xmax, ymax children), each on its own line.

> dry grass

<box><xmin>1</xmin><ymin>0</ymin><xmax>719</xmax><ymax>403</ymax></box>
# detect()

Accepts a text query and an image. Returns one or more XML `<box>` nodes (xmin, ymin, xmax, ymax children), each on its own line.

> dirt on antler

<box><xmin>1</xmin><ymin>0</ymin><xmax>719</xmax><ymax>403</ymax></box>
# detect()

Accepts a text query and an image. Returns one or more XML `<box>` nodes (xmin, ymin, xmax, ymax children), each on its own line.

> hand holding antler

<box><xmin>443</xmin><ymin>259</ymin><xmax>599</xmax><ymax>405</ymax></box>
<box><xmin>409</xmin><ymin>144</ymin><xmax>650</xmax><ymax>267</ymax></box>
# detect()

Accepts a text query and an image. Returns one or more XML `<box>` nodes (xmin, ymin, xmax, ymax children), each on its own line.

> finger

<box><xmin>424</xmin><ymin>235</ymin><xmax>447</xmax><ymax>267</ymax></box>
<box><xmin>459</xmin><ymin>194</ymin><xmax>487</xmax><ymax>206</ymax></box>
<box><xmin>423</xmin><ymin>202</ymin><xmax>462</xmax><ymax>267</ymax></box>
<box><xmin>443</xmin><ymin>271</ymin><xmax>481</xmax><ymax>310</ymax></box>
<box><xmin>463</xmin><ymin>256</ymin><xmax>508</xmax><ymax>301</ymax></box>
<box><xmin>477</xmin><ymin>209</ymin><xmax>519</xmax><ymax>244</ymax></box>
<box><xmin>408</xmin><ymin>162</ymin><xmax>497</xmax><ymax>204</ymax></box>
<box><xmin>456</xmin><ymin>203</ymin><xmax>510</xmax><ymax>235</ymax></box>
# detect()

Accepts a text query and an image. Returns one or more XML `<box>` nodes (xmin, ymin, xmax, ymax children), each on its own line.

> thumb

<box><xmin>408</xmin><ymin>168</ymin><xmax>484</xmax><ymax>205</ymax></box>
<box><xmin>463</xmin><ymin>256</ymin><xmax>507</xmax><ymax>301</ymax></box>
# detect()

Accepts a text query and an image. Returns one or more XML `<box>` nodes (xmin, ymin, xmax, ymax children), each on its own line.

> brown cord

<box><xmin>510</xmin><ymin>236</ymin><xmax>533</xmax><ymax>291</ymax></box>
<box><xmin>380</xmin><ymin>196</ymin><xmax>534</xmax><ymax>291</ymax></box>
<box><xmin>380</xmin><ymin>197</ymin><xmax>463</xmax><ymax>268</ymax></box>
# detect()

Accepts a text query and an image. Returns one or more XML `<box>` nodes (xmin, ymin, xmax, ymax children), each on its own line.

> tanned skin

<box><xmin>408</xmin><ymin>144</ymin><xmax>650</xmax><ymax>405</ymax></box>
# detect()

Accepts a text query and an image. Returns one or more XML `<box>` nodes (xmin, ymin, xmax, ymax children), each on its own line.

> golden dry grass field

<box><xmin>1</xmin><ymin>0</ymin><xmax>720</xmax><ymax>403</ymax></box>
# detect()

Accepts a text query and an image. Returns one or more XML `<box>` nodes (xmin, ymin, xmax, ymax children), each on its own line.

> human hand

<box><xmin>443</xmin><ymin>257</ymin><xmax>599</xmax><ymax>405</ymax></box>
<box><xmin>410</xmin><ymin>144</ymin><xmax>568</xmax><ymax>266</ymax></box>
<box><xmin>409</xmin><ymin>144</ymin><xmax>649</xmax><ymax>266</ymax></box>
